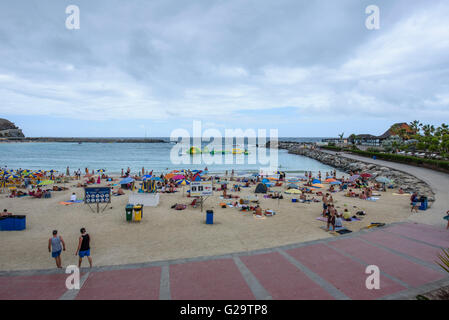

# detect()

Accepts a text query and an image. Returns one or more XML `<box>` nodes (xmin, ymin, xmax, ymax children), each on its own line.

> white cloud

<box><xmin>0</xmin><ymin>0</ymin><xmax>448</xmax><ymax>129</ymax></box>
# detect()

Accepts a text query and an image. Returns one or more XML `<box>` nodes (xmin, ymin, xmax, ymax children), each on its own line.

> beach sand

<box><xmin>0</xmin><ymin>178</ymin><xmax>416</xmax><ymax>271</ymax></box>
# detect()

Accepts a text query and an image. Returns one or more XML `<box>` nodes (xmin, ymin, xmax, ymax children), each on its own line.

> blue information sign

<box><xmin>84</xmin><ymin>187</ymin><xmax>111</xmax><ymax>204</ymax></box>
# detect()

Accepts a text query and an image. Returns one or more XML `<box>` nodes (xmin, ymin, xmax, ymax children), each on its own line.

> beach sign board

<box><xmin>190</xmin><ymin>181</ymin><xmax>213</xmax><ymax>197</ymax></box>
<box><xmin>84</xmin><ymin>187</ymin><xmax>111</xmax><ymax>204</ymax></box>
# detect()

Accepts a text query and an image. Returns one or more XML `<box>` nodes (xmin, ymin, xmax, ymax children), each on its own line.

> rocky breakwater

<box><xmin>267</xmin><ymin>141</ymin><xmax>435</xmax><ymax>206</ymax></box>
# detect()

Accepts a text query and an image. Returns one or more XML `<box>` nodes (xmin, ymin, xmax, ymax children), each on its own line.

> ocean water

<box><xmin>0</xmin><ymin>137</ymin><xmax>338</xmax><ymax>175</ymax></box>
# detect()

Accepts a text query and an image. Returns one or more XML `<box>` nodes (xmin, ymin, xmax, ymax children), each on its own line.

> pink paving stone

<box><xmin>402</xmin><ymin>222</ymin><xmax>448</xmax><ymax>235</ymax></box>
<box><xmin>329</xmin><ymin>238</ymin><xmax>445</xmax><ymax>287</ymax></box>
<box><xmin>361</xmin><ymin>231</ymin><xmax>442</xmax><ymax>264</ymax></box>
<box><xmin>287</xmin><ymin>243</ymin><xmax>404</xmax><ymax>300</ymax></box>
<box><xmin>170</xmin><ymin>258</ymin><xmax>254</xmax><ymax>300</ymax></box>
<box><xmin>0</xmin><ymin>273</ymin><xmax>69</xmax><ymax>300</ymax></box>
<box><xmin>76</xmin><ymin>267</ymin><xmax>161</xmax><ymax>300</ymax></box>
<box><xmin>240</xmin><ymin>252</ymin><xmax>334</xmax><ymax>300</ymax></box>
<box><xmin>385</xmin><ymin>224</ymin><xmax>449</xmax><ymax>248</ymax></box>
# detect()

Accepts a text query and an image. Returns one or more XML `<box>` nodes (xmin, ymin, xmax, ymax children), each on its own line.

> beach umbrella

<box><xmin>287</xmin><ymin>183</ymin><xmax>299</xmax><ymax>189</ymax></box>
<box><xmin>150</xmin><ymin>177</ymin><xmax>162</xmax><ymax>181</ymax></box>
<box><xmin>4</xmin><ymin>174</ymin><xmax>19</xmax><ymax>180</ymax></box>
<box><xmin>172</xmin><ymin>174</ymin><xmax>185</xmax><ymax>180</ymax></box>
<box><xmin>142</xmin><ymin>174</ymin><xmax>152</xmax><ymax>179</ymax></box>
<box><xmin>38</xmin><ymin>180</ymin><xmax>54</xmax><ymax>186</ymax></box>
<box><xmin>312</xmin><ymin>179</ymin><xmax>321</xmax><ymax>184</ymax></box>
<box><xmin>165</xmin><ymin>173</ymin><xmax>175</xmax><ymax>179</ymax></box>
<box><xmin>176</xmin><ymin>179</ymin><xmax>190</xmax><ymax>186</ymax></box>
<box><xmin>285</xmin><ymin>189</ymin><xmax>301</xmax><ymax>194</ymax></box>
<box><xmin>311</xmin><ymin>183</ymin><xmax>324</xmax><ymax>188</ymax></box>
<box><xmin>375</xmin><ymin>176</ymin><xmax>391</xmax><ymax>184</ymax></box>
<box><xmin>325</xmin><ymin>178</ymin><xmax>337</xmax><ymax>183</ymax></box>
<box><xmin>330</xmin><ymin>181</ymin><xmax>342</xmax><ymax>185</ymax></box>
<box><xmin>120</xmin><ymin>177</ymin><xmax>134</xmax><ymax>184</ymax></box>
<box><xmin>361</xmin><ymin>173</ymin><xmax>372</xmax><ymax>178</ymax></box>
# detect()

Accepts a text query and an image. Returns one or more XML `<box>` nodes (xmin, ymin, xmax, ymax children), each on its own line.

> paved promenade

<box><xmin>1</xmin><ymin>222</ymin><xmax>448</xmax><ymax>300</ymax></box>
<box><xmin>321</xmin><ymin>150</ymin><xmax>449</xmax><ymax>227</ymax></box>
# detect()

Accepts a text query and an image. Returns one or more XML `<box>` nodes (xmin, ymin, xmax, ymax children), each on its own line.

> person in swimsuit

<box><xmin>48</xmin><ymin>230</ymin><xmax>66</xmax><ymax>269</ymax></box>
<box><xmin>327</xmin><ymin>205</ymin><xmax>336</xmax><ymax>231</ymax></box>
<box><xmin>76</xmin><ymin>227</ymin><xmax>92</xmax><ymax>268</ymax></box>
<box><xmin>322</xmin><ymin>193</ymin><xmax>329</xmax><ymax>217</ymax></box>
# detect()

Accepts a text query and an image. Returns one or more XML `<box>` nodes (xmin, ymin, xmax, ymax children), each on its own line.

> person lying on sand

<box><xmin>112</xmin><ymin>187</ymin><xmax>124</xmax><ymax>196</ymax></box>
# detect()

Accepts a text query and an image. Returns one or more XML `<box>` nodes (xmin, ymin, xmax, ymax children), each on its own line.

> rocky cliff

<box><xmin>0</xmin><ymin>118</ymin><xmax>24</xmax><ymax>137</ymax></box>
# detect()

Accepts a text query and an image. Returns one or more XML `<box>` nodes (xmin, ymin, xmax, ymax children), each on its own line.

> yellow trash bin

<box><xmin>133</xmin><ymin>205</ymin><xmax>143</xmax><ymax>222</ymax></box>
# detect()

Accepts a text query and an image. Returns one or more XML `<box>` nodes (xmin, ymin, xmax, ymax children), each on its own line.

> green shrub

<box><xmin>348</xmin><ymin>149</ymin><xmax>449</xmax><ymax>171</ymax></box>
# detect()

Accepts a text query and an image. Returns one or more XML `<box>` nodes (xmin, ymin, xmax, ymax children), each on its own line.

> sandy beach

<box><xmin>0</xmin><ymin>176</ymin><xmax>417</xmax><ymax>271</ymax></box>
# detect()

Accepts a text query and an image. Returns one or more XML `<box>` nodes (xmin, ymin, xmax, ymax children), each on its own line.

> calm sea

<box><xmin>0</xmin><ymin>137</ymin><xmax>338</xmax><ymax>175</ymax></box>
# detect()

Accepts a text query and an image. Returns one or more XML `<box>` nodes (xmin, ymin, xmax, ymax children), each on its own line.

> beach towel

<box><xmin>59</xmin><ymin>201</ymin><xmax>82</xmax><ymax>205</ymax></box>
<box><xmin>366</xmin><ymin>197</ymin><xmax>379</xmax><ymax>201</ymax></box>
<box><xmin>320</xmin><ymin>226</ymin><xmax>345</xmax><ymax>231</ymax></box>
<box><xmin>362</xmin><ymin>222</ymin><xmax>386</xmax><ymax>230</ymax></box>
<box><xmin>392</xmin><ymin>193</ymin><xmax>411</xmax><ymax>196</ymax></box>
<box><xmin>336</xmin><ymin>229</ymin><xmax>352</xmax><ymax>235</ymax></box>
<box><xmin>316</xmin><ymin>216</ymin><xmax>328</xmax><ymax>222</ymax></box>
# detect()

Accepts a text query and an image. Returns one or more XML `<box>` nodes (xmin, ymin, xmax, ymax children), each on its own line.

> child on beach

<box><xmin>48</xmin><ymin>230</ymin><xmax>66</xmax><ymax>269</ymax></box>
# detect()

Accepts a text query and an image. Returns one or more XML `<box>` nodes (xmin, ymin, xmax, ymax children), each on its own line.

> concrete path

<box><xmin>321</xmin><ymin>150</ymin><xmax>449</xmax><ymax>227</ymax></box>
<box><xmin>1</xmin><ymin>222</ymin><xmax>449</xmax><ymax>300</ymax></box>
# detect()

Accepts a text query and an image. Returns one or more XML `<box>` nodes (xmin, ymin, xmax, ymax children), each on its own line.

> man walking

<box><xmin>48</xmin><ymin>230</ymin><xmax>66</xmax><ymax>269</ymax></box>
<box><xmin>75</xmin><ymin>227</ymin><xmax>92</xmax><ymax>268</ymax></box>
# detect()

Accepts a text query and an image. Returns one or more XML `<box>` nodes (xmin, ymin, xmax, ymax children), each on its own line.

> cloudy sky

<box><xmin>0</xmin><ymin>0</ymin><xmax>448</xmax><ymax>137</ymax></box>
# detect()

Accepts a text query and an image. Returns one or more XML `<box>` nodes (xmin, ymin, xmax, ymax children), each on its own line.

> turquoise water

<box><xmin>0</xmin><ymin>141</ymin><xmax>338</xmax><ymax>175</ymax></box>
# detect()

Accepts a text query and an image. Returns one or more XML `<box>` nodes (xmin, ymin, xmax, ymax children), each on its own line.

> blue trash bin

<box><xmin>419</xmin><ymin>198</ymin><xmax>428</xmax><ymax>211</ymax></box>
<box><xmin>0</xmin><ymin>217</ymin><xmax>5</xmax><ymax>231</ymax></box>
<box><xmin>14</xmin><ymin>215</ymin><xmax>26</xmax><ymax>230</ymax></box>
<box><xmin>4</xmin><ymin>216</ymin><xmax>13</xmax><ymax>231</ymax></box>
<box><xmin>206</xmin><ymin>210</ymin><xmax>214</xmax><ymax>224</ymax></box>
